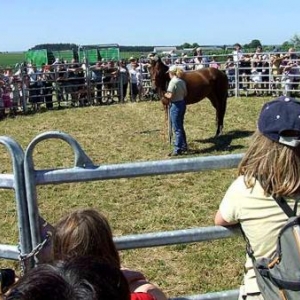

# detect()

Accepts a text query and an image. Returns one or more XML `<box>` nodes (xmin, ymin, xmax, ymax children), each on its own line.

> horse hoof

<box><xmin>215</xmin><ymin>126</ymin><xmax>223</xmax><ymax>137</ymax></box>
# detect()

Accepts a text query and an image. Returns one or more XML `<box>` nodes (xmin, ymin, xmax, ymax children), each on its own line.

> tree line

<box><xmin>28</xmin><ymin>35</ymin><xmax>300</xmax><ymax>53</ymax></box>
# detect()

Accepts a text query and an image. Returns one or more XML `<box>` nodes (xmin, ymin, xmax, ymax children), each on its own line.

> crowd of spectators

<box><xmin>0</xmin><ymin>46</ymin><xmax>300</xmax><ymax>117</ymax></box>
<box><xmin>228</xmin><ymin>44</ymin><xmax>300</xmax><ymax>97</ymax></box>
<box><xmin>0</xmin><ymin>57</ymin><xmax>154</xmax><ymax>117</ymax></box>
<box><xmin>159</xmin><ymin>45</ymin><xmax>300</xmax><ymax>97</ymax></box>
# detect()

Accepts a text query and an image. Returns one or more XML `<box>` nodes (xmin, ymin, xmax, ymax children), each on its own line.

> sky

<box><xmin>2</xmin><ymin>0</ymin><xmax>300</xmax><ymax>52</ymax></box>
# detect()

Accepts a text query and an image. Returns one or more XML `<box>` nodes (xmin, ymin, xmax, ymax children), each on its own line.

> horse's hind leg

<box><xmin>216</xmin><ymin>92</ymin><xmax>228</xmax><ymax>136</ymax></box>
<box><xmin>208</xmin><ymin>92</ymin><xmax>227</xmax><ymax>137</ymax></box>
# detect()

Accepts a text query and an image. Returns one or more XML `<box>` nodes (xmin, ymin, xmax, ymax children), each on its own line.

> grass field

<box><xmin>0</xmin><ymin>52</ymin><xmax>25</xmax><ymax>68</ymax></box>
<box><xmin>0</xmin><ymin>51</ymin><xmax>143</xmax><ymax>69</ymax></box>
<box><xmin>0</xmin><ymin>96</ymin><xmax>270</xmax><ymax>298</ymax></box>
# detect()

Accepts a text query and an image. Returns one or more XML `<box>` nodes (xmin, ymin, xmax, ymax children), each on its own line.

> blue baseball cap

<box><xmin>258</xmin><ymin>96</ymin><xmax>300</xmax><ymax>147</ymax></box>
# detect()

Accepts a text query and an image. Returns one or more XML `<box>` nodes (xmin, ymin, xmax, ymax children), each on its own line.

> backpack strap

<box><xmin>240</xmin><ymin>196</ymin><xmax>298</xmax><ymax>260</ymax></box>
<box><xmin>274</xmin><ymin>196</ymin><xmax>296</xmax><ymax>218</ymax></box>
<box><xmin>294</xmin><ymin>199</ymin><xmax>299</xmax><ymax>215</ymax></box>
<box><xmin>239</xmin><ymin>224</ymin><xmax>255</xmax><ymax>258</ymax></box>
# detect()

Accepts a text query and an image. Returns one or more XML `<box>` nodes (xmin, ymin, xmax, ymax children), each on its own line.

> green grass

<box><xmin>0</xmin><ymin>52</ymin><xmax>25</xmax><ymax>69</ymax></box>
<box><xmin>0</xmin><ymin>51</ymin><xmax>142</xmax><ymax>69</ymax></box>
<box><xmin>0</xmin><ymin>96</ymin><xmax>270</xmax><ymax>297</ymax></box>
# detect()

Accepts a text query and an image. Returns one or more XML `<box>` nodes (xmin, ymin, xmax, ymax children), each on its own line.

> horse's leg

<box><xmin>217</xmin><ymin>91</ymin><xmax>228</xmax><ymax>136</ymax></box>
<box><xmin>208</xmin><ymin>95</ymin><xmax>220</xmax><ymax>136</ymax></box>
<box><xmin>208</xmin><ymin>91</ymin><xmax>227</xmax><ymax>137</ymax></box>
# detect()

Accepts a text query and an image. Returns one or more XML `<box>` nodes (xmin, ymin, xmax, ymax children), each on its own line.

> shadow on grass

<box><xmin>137</xmin><ymin>129</ymin><xmax>161</xmax><ymax>135</ymax></box>
<box><xmin>189</xmin><ymin>130</ymin><xmax>254</xmax><ymax>154</ymax></box>
<box><xmin>19</xmin><ymin>105</ymin><xmax>69</xmax><ymax>116</ymax></box>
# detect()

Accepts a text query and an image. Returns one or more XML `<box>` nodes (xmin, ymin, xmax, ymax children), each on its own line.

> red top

<box><xmin>131</xmin><ymin>292</ymin><xmax>155</xmax><ymax>300</ymax></box>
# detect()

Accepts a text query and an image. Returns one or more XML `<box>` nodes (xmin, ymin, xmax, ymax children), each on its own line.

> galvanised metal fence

<box><xmin>0</xmin><ymin>131</ymin><xmax>243</xmax><ymax>299</ymax></box>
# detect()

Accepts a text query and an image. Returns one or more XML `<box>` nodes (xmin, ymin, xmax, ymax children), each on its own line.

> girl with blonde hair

<box><xmin>215</xmin><ymin>96</ymin><xmax>300</xmax><ymax>300</ymax></box>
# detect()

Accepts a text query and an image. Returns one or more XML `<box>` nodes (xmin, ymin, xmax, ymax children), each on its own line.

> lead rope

<box><xmin>163</xmin><ymin>103</ymin><xmax>168</xmax><ymax>144</ymax></box>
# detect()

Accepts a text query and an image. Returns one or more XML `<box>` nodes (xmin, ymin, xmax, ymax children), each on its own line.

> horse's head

<box><xmin>148</xmin><ymin>54</ymin><xmax>160</xmax><ymax>73</ymax></box>
<box><xmin>148</xmin><ymin>52</ymin><xmax>159</xmax><ymax>61</ymax></box>
<box><xmin>148</xmin><ymin>56</ymin><xmax>170</xmax><ymax>95</ymax></box>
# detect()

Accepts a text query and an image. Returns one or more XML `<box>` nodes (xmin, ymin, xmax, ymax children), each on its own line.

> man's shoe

<box><xmin>168</xmin><ymin>151</ymin><xmax>182</xmax><ymax>157</ymax></box>
<box><xmin>181</xmin><ymin>147</ymin><xmax>188</xmax><ymax>153</ymax></box>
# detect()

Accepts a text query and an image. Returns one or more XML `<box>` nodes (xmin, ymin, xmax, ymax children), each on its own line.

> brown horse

<box><xmin>149</xmin><ymin>56</ymin><xmax>228</xmax><ymax>136</ymax></box>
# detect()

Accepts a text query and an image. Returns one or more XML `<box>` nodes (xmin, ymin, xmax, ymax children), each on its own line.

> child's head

<box><xmin>6</xmin><ymin>257</ymin><xmax>130</xmax><ymax>300</ymax></box>
<box><xmin>53</xmin><ymin>209</ymin><xmax>120</xmax><ymax>268</ymax></box>
<box><xmin>258</xmin><ymin>96</ymin><xmax>300</xmax><ymax>147</ymax></box>
<box><xmin>5</xmin><ymin>264</ymin><xmax>76</xmax><ymax>300</ymax></box>
<box><xmin>4</xmin><ymin>86</ymin><xmax>12</xmax><ymax>93</ymax></box>
<box><xmin>57</xmin><ymin>256</ymin><xmax>130</xmax><ymax>300</ymax></box>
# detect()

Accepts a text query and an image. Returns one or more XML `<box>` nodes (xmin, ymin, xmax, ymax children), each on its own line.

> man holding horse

<box><xmin>163</xmin><ymin>65</ymin><xmax>188</xmax><ymax>156</ymax></box>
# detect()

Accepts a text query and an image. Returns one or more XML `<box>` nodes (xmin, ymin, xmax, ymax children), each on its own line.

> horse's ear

<box><xmin>153</xmin><ymin>55</ymin><xmax>160</xmax><ymax>62</ymax></box>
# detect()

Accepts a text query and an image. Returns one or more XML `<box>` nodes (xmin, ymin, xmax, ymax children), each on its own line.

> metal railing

<box><xmin>0</xmin><ymin>131</ymin><xmax>244</xmax><ymax>299</ymax></box>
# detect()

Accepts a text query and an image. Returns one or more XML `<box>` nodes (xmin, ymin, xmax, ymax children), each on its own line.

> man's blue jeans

<box><xmin>170</xmin><ymin>100</ymin><xmax>187</xmax><ymax>154</ymax></box>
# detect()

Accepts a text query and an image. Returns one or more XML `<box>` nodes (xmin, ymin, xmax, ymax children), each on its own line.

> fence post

<box><xmin>0</xmin><ymin>136</ymin><xmax>32</xmax><ymax>272</ymax></box>
<box><xmin>235</xmin><ymin>63</ymin><xmax>239</xmax><ymax>97</ymax></box>
<box><xmin>20</xmin><ymin>65</ymin><xmax>28</xmax><ymax>113</ymax></box>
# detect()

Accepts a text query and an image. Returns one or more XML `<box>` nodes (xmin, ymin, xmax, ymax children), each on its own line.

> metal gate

<box><xmin>0</xmin><ymin>131</ymin><xmax>243</xmax><ymax>300</ymax></box>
